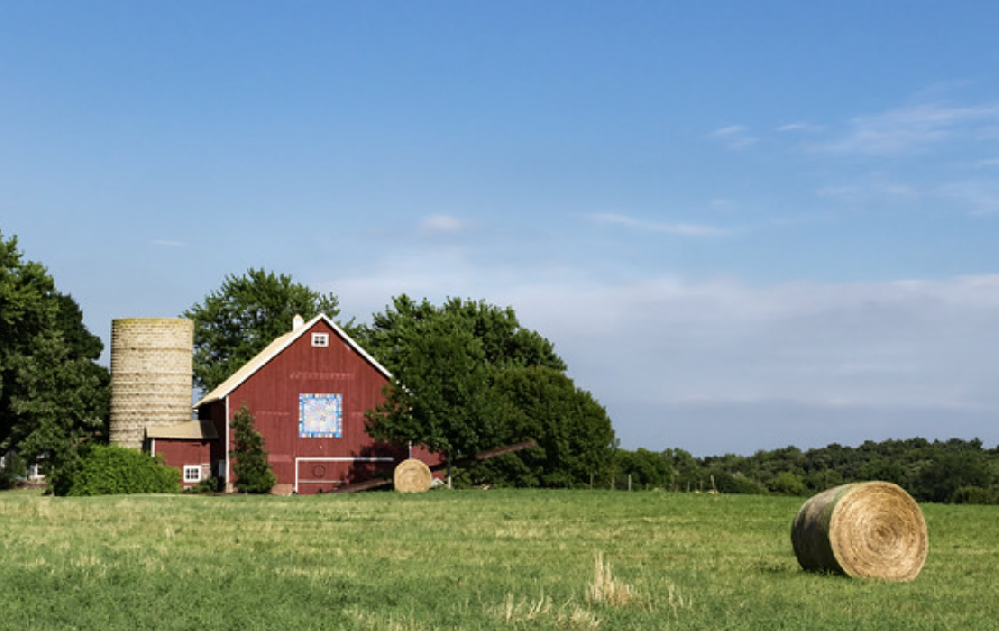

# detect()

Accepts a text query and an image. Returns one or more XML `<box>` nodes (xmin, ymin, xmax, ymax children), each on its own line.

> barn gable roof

<box><xmin>193</xmin><ymin>313</ymin><xmax>392</xmax><ymax>408</ymax></box>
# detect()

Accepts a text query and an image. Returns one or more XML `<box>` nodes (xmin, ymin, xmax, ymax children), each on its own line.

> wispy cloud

<box><xmin>817</xmin><ymin>101</ymin><xmax>999</xmax><ymax>156</ymax></box>
<box><xmin>419</xmin><ymin>214</ymin><xmax>468</xmax><ymax>235</ymax></box>
<box><xmin>707</xmin><ymin>125</ymin><xmax>758</xmax><ymax>149</ymax></box>
<box><xmin>815</xmin><ymin>180</ymin><xmax>926</xmax><ymax>207</ymax></box>
<box><xmin>817</xmin><ymin>177</ymin><xmax>999</xmax><ymax>215</ymax></box>
<box><xmin>938</xmin><ymin>180</ymin><xmax>999</xmax><ymax>215</ymax></box>
<box><xmin>590</xmin><ymin>213</ymin><xmax>726</xmax><ymax>237</ymax></box>
<box><xmin>776</xmin><ymin>122</ymin><xmax>824</xmax><ymax>133</ymax></box>
<box><xmin>151</xmin><ymin>239</ymin><xmax>187</xmax><ymax>248</ymax></box>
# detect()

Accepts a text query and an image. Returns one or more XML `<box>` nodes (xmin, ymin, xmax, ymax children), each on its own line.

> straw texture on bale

<box><xmin>791</xmin><ymin>481</ymin><xmax>928</xmax><ymax>581</ymax></box>
<box><xmin>394</xmin><ymin>458</ymin><xmax>432</xmax><ymax>493</ymax></box>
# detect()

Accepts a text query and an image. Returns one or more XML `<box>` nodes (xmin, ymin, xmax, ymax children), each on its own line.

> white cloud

<box><xmin>589</xmin><ymin>213</ymin><xmax>726</xmax><ymax>237</ymax></box>
<box><xmin>815</xmin><ymin>180</ymin><xmax>926</xmax><ymax>207</ymax></box>
<box><xmin>776</xmin><ymin>122</ymin><xmax>824</xmax><ymax>133</ymax></box>
<box><xmin>817</xmin><ymin>177</ymin><xmax>999</xmax><ymax>215</ymax></box>
<box><xmin>707</xmin><ymin>125</ymin><xmax>759</xmax><ymax>149</ymax></box>
<box><xmin>419</xmin><ymin>214</ymin><xmax>468</xmax><ymax>235</ymax></box>
<box><xmin>151</xmin><ymin>239</ymin><xmax>187</xmax><ymax>248</ymax></box>
<box><xmin>513</xmin><ymin>274</ymin><xmax>999</xmax><ymax>451</ymax></box>
<box><xmin>937</xmin><ymin>180</ymin><xmax>999</xmax><ymax>215</ymax></box>
<box><xmin>817</xmin><ymin>101</ymin><xmax>999</xmax><ymax>156</ymax></box>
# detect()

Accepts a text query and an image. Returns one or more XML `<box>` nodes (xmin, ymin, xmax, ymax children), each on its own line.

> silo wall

<box><xmin>109</xmin><ymin>318</ymin><xmax>194</xmax><ymax>449</ymax></box>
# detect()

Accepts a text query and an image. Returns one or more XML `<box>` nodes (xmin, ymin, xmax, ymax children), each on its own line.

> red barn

<box><xmin>153</xmin><ymin>313</ymin><xmax>439</xmax><ymax>493</ymax></box>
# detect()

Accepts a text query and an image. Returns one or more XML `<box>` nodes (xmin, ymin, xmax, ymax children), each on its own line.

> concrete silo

<box><xmin>109</xmin><ymin>318</ymin><xmax>194</xmax><ymax>449</ymax></box>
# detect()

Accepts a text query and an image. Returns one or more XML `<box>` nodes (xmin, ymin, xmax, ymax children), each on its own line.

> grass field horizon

<box><xmin>1</xmin><ymin>488</ymin><xmax>996</xmax><ymax>629</ymax></box>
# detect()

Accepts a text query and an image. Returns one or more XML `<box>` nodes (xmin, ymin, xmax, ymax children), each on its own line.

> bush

<box><xmin>230</xmin><ymin>405</ymin><xmax>276</xmax><ymax>493</ymax></box>
<box><xmin>718</xmin><ymin>472</ymin><xmax>770</xmax><ymax>495</ymax></box>
<box><xmin>57</xmin><ymin>444</ymin><xmax>181</xmax><ymax>496</ymax></box>
<box><xmin>187</xmin><ymin>476</ymin><xmax>220</xmax><ymax>494</ymax></box>
<box><xmin>0</xmin><ymin>451</ymin><xmax>27</xmax><ymax>490</ymax></box>
<box><xmin>769</xmin><ymin>471</ymin><xmax>808</xmax><ymax>496</ymax></box>
<box><xmin>950</xmin><ymin>485</ymin><xmax>997</xmax><ymax>505</ymax></box>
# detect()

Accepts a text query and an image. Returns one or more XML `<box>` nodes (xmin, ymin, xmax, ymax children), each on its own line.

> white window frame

<box><xmin>312</xmin><ymin>333</ymin><xmax>329</xmax><ymax>347</ymax></box>
<box><xmin>183</xmin><ymin>465</ymin><xmax>202</xmax><ymax>483</ymax></box>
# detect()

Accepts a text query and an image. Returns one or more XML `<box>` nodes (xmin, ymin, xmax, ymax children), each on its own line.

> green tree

<box><xmin>486</xmin><ymin>365</ymin><xmax>615</xmax><ymax>488</ymax></box>
<box><xmin>360</xmin><ymin>296</ymin><xmax>610</xmax><ymax>486</ymax></box>
<box><xmin>6</xmin><ymin>329</ymin><xmax>107</xmax><ymax>480</ymax></box>
<box><xmin>365</xmin><ymin>310</ymin><xmax>498</xmax><ymax>471</ymax></box>
<box><xmin>229</xmin><ymin>405</ymin><xmax>276</xmax><ymax>493</ymax></box>
<box><xmin>912</xmin><ymin>447</ymin><xmax>990</xmax><ymax>503</ymax></box>
<box><xmin>769</xmin><ymin>470</ymin><xmax>808</xmax><ymax>496</ymax></box>
<box><xmin>1</xmin><ymin>232</ymin><xmax>57</xmax><ymax>447</ymax></box>
<box><xmin>358</xmin><ymin>295</ymin><xmax>565</xmax><ymax>373</ymax></box>
<box><xmin>0</xmin><ymin>232</ymin><xmax>109</xmax><ymax>481</ymax></box>
<box><xmin>183</xmin><ymin>268</ymin><xmax>340</xmax><ymax>392</ymax></box>
<box><xmin>614</xmin><ymin>448</ymin><xmax>672</xmax><ymax>490</ymax></box>
<box><xmin>663</xmin><ymin>448</ymin><xmax>702</xmax><ymax>491</ymax></box>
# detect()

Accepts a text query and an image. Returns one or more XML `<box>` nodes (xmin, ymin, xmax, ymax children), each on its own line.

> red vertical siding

<box><xmin>153</xmin><ymin>439</ymin><xmax>212</xmax><ymax>488</ymax></box>
<box><xmin>213</xmin><ymin>319</ymin><xmax>439</xmax><ymax>493</ymax></box>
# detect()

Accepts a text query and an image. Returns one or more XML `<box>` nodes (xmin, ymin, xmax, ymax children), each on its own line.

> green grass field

<box><xmin>1</xmin><ymin>489</ymin><xmax>996</xmax><ymax>630</ymax></box>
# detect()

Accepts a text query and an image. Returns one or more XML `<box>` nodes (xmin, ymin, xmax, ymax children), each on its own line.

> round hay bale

<box><xmin>791</xmin><ymin>481</ymin><xmax>928</xmax><ymax>581</ymax></box>
<box><xmin>394</xmin><ymin>458</ymin><xmax>432</xmax><ymax>494</ymax></box>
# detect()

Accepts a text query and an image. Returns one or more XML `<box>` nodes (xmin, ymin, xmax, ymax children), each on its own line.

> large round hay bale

<box><xmin>791</xmin><ymin>481</ymin><xmax>928</xmax><ymax>581</ymax></box>
<box><xmin>394</xmin><ymin>458</ymin><xmax>432</xmax><ymax>493</ymax></box>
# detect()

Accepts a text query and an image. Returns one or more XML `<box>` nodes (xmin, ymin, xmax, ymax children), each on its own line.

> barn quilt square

<box><xmin>299</xmin><ymin>393</ymin><xmax>343</xmax><ymax>438</ymax></box>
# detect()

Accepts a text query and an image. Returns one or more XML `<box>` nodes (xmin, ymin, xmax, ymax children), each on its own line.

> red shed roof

<box><xmin>193</xmin><ymin>313</ymin><xmax>392</xmax><ymax>408</ymax></box>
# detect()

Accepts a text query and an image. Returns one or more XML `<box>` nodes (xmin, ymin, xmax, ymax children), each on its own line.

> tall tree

<box><xmin>230</xmin><ymin>405</ymin><xmax>276</xmax><ymax>493</ymax></box>
<box><xmin>0</xmin><ymin>231</ymin><xmax>109</xmax><ymax>478</ymax></box>
<box><xmin>482</xmin><ymin>365</ymin><xmax>616</xmax><ymax>487</ymax></box>
<box><xmin>365</xmin><ymin>309</ymin><xmax>499</xmax><ymax>467</ymax></box>
<box><xmin>183</xmin><ymin>268</ymin><xmax>340</xmax><ymax>392</ymax></box>
<box><xmin>360</xmin><ymin>295</ymin><xmax>614</xmax><ymax>486</ymax></box>
<box><xmin>1</xmin><ymin>233</ymin><xmax>56</xmax><ymax>446</ymax></box>
<box><xmin>359</xmin><ymin>295</ymin><xmax>565</xmax><ymax>374</ymax></box>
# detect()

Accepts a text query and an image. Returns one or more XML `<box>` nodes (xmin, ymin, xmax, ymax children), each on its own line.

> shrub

<box><xmin>720</xmin><ymin>472</ymin><xmax>769</xmax><ymax>495</ymax></box>
<box><xmin>950</xmin><ymin>485</ymin><xmax>997</xmax><ymax>505</ymax></box>
<box><xmin>0</xmin><ymin>451</ymin><xmax>27</xmax><ymax>490</ymax></box>
<box><xmin>187</xmin><ymin>476</ymin><xmax>221</xmax><ymax>494</ymax></box>
<box><xmin>230</xmin><ymin>405</ymin><xmax>276</xmax><ymax>493</ymax></box>
<box><xmin>769</xmin><ymin>471</ymin><xmax>808</xmax><ymax>496</ymax></box>
<box><xmin>58</xmin><ymin>444</ymin><xmax>181</xmax><ymax>496</ymax></box>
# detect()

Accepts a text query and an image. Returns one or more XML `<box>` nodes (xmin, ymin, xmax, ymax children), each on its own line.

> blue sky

<box><xmin>3</xmin><ymin>2</ymin><xmax>998</xmax><ymax>455</ymax></box>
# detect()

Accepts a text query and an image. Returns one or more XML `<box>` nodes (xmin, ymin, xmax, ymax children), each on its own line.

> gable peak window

<box><xmin>312</xmin><ymin>333</ymin><xmax>329</xmax><ymax>348</ymax></box>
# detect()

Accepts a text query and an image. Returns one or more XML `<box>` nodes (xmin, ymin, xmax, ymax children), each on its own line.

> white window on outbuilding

<box><xmin>312</xmin><ymin>333</ymin><xmax>329</xmax><ymax>348</ymax></box>
<box><xmin>183</xmin><ymin>465</ymin><xmax>202</xmax><ymax>483</ymax></box>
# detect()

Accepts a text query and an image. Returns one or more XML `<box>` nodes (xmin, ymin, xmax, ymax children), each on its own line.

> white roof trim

<box><xmin>193</xmin><ymin>313</ymin><xmax>392</xmax><ymax>408</ymax></box>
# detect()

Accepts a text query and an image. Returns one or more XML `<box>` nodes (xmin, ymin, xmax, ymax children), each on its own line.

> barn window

<box><xmin>299</xmin><ymin>393</ymin><xmax>343</xmax><ymax>438</ymax></box>
<box><xmin>183</xmin><ymin>466</ymin><xmax>202</xmax><ymax>483</ymax></box>
<box><xmin>312</xmin><ymin>333</ymin><xmax>329</xmax><ymax>347</ymax></box>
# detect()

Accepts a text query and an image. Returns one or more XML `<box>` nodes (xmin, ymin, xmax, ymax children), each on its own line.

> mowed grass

<box><xmin>0</xmin><ymin>489</ymin><xmax>997</xmax><ymax>630</ymax></box>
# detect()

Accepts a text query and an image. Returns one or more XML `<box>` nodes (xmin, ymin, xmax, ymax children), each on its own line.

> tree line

<box><xmin>2</xmin><ymin>228</ymin><xmax>995</xmax><ymax>502</ymax></box>
<box><xmin>613</xmin><ymin>437</ymin><xmax>999</xmax><ymax>504</ymax></box>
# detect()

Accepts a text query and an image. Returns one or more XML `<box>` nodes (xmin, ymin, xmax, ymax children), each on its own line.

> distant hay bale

<box><xmin>791</xmin><ymin>481</ymin><xmax>928</xmax><ymax>581</ymax></box>
<box><xmin>394</xmin><ymin>459</ymin><xmax>432</xmax><ymax>493</ymax></box>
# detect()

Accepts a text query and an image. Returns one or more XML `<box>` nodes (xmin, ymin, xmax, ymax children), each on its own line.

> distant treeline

<box><xmin>613</xmin><ymin>438</ymin><xmax>999</xmax><ymax>504</ymax></box>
